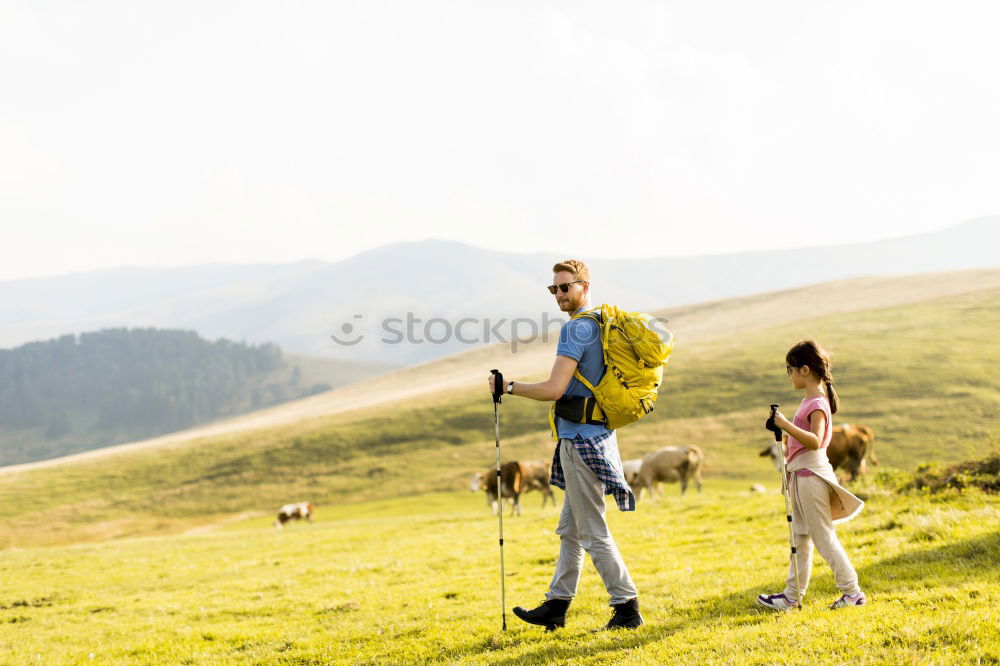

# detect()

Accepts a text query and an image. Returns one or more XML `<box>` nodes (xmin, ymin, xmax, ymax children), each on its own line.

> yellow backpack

<box><xmin>549</xmin><ymin>304</ymin><xmax>674</xmax><ymax>440</ymax></box>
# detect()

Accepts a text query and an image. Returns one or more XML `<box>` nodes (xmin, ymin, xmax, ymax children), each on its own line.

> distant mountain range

<box><xmin>1</xmin><ymin>217</ymin><xmax>996</xmax><ymax>364</ymax></box>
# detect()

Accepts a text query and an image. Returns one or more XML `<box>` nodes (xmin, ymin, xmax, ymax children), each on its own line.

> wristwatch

<box><xmin>506</xmin><ymin>381</ymin><xmax>515</xmax><ymax>395</ymax></box>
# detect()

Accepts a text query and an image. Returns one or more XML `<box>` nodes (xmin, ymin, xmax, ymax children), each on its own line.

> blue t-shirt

<box><xmin>555</xmin><ymin>307</ymin><xmax>610</xmax><ymax>439</ymax></box>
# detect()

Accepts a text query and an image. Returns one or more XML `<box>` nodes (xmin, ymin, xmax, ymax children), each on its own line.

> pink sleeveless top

<box><xmin>786</xmin><ymin>395</ymin><xmax>833</xmax><ymax>465</ymax></box>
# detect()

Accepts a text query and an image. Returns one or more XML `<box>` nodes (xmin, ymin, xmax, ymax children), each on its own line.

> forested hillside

<box><xmin>0</xmin><ymin>329</ymin><xmax>333</xmax><ymax>465</ymax></box>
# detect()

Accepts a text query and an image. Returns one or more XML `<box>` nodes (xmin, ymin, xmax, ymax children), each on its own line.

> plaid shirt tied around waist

<box><xmin>550</xmin><ymin>430</ymin><xmax>636</xmax><ymax>512</ymax></box>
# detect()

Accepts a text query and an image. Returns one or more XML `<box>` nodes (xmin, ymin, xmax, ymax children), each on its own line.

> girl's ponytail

<box><xmin>786</xmin><ymin>339</ymin><xmax>839</xmax><ymax>413</ymax></box>
<box><xmin>824</xmin><ymin>377</ymin><xmax>839</xmax><ymax>414</ymax></box>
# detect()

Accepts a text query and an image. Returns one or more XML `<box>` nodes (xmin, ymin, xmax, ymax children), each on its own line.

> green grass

<box><xmin>2</xmin><ymin>276</ymin><xmax>998</xmax><ymax>663</ymax></box>
<box><xmin>2</xmin><ymin>479</ymin><xmax>997</xmax><ymax>664</ymax></box>
<box><xmin>1</xmin><ymin>286</ymin><xmax>999</xmax><ymax>549</ymax></box>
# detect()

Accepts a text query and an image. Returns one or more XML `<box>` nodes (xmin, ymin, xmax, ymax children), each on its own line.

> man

<box><xmin>486</xmin><ymin>259</ymin><xmax>643</xmax><ymax>631</ymax></box>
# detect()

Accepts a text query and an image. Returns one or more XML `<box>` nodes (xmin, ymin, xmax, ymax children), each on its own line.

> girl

<box><xmin>756</xmin><ymin>339</ymin><xmax>867</xmax><ymax>611</ymax></box>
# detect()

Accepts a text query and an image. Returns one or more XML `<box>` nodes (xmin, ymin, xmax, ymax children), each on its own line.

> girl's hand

<box><xmin>487</xmin><ymin>374</ymin><xmax>496</xmax><ymax>394</ymax></box>
<box><xmin>773</xmin><ymin>410</ymin><xmax>792</xmax><ymax>431</ymax></box>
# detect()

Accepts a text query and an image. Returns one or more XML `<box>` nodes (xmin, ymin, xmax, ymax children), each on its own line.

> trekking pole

<box><xmin>490</xmin><ymin>369</ymin><xmax>508</xmax><ymax>631</ymax></box>
<box><xmin>768</xmin><ymin>404</ymin><xmax>802</xmax><ymax>607</ymax></box>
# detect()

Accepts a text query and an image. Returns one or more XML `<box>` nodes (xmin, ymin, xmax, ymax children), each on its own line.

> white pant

<box><xmin>784</xmin><ymin>474</ymin><xmax>861</xmax><ymax>599</ymax></box>
<box><xmin>546</xmin><ymin>437</ymin><xmax>637</xmax><ymax>606</ymax></box>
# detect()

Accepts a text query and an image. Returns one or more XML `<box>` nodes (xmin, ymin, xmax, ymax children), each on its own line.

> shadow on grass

<box><xmin>442</xmin><ymin>532</ymin><xmax>1000</xmax><ymax>665</ymax></box>
<box><xmin>856</xmin><ymin>529</ymin><xmax>999</xmax><ymax>591</ymax></box>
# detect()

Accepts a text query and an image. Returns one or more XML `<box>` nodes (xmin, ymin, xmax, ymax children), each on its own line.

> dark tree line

<box><xmin>0</xmin><ymin>328</ymin><xmax>328</xmax><ymax>464</ymax></box>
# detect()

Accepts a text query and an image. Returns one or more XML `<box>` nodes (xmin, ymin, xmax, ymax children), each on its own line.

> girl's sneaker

<box><xmin>756</xmin><ymin>593</ymin><xmax>799</xmax><ymax>611</ymax></box>
<box><xmin>829</xmin><ymin>592</ymin><xmax>866</xmax><ymax>609</ymax></box>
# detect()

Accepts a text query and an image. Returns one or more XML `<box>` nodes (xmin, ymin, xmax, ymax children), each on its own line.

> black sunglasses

<box><xmin>547</xmin><ymin>280</ymin><xmax>585</xmax><ymax>294</ymax></box>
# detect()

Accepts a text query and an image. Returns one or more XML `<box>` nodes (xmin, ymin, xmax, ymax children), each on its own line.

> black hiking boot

<box><xmin>604</xmin><ymin>598</ymin><xmax>644</xmax><ymax>630</ymax></box>
<box><xmin>512</xmin><ymin>598</ymin><xmax>570</xmax><ymax>631</ymax></box>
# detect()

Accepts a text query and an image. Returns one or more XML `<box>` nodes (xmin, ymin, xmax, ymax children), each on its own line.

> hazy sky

<box><xmin>2</xmin><ymin>1</ymin><xmax>998</xmax><ymax>282</ymax></box>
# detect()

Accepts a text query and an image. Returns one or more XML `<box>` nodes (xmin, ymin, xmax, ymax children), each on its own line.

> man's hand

<box><xmin>495</xmin><ymin>356</ymin><xmax>578</xmax><ymax>402</ymax></box>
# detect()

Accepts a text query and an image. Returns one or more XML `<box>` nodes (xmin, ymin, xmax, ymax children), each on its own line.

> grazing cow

<box><xmin>829</xmin><ymin>424</ymin><xmax>878</xmax><ymax>481</ymax></box>
<box><xmin>471</xmin><ymin>461</ymin><xmax>524</xmax><ymax>516</ymax></box>
<box><xmin>760</xmin><ymin>424</ymin><xmax>878</xmax><ymax>482</ymax></box>
<box><xmin>517</xmin><ymin>460</ymin><xmax>557</xmax><ymax>509</ymax></box>
<box><xmin>274</xmin><ymin>502</ymin><xmax>313</xmax><ymax>528</ymax></box>
<box><xmin>637</xmin><ymin>445</ymin><xmax>704</xmax><ymax>499</ymax></box>
<box><xmin>622</xmin><ymin>459</ymin><xmax>644</xmax><ymax>498</ymax></box>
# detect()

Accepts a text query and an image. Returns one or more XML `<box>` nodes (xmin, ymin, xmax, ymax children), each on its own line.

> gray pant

<box><xmin>546</xmin><ymin>437</ymin><xmax>637</xmax><ymax>606</ymax></box>
<box><xmin>784</xmin><ymin>474</ymin><xmax>861</xmax><ymax>599</ymax></box>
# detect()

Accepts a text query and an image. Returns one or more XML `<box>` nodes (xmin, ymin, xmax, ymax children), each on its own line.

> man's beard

<box><xmin>559</xmin><ymin>296</ymin><xmax>582</xmax><ymax>312</ymax></box>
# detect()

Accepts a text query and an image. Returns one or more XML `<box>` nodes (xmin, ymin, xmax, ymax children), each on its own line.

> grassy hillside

<box><xmin>11</xmin><ymin>267</ymin><xmax>991</xmax><ymax>477</ymax></box>
<box><xmin>282</xmin><ymin>353</ymin><xmax>397</xmax><ymax>391</ymax></box>
<box><xmin>1</xmin><ymin>480</ymin><xmax>997</xmax><ymax>664</ymax></box>
<box><xmin>0</xmin><ymin>282</ymin><xmax>997</xmax><ymax>549</ymax></box>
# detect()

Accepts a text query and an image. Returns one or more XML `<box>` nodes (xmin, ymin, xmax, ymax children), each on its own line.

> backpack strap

<box><xmin>570</xmin><ymin>307</ymin><xmax>612</xmax><ymax>368</ymax></box>
<box><xmin>549</xmin><ymin>307</ymin><xmax>609</xmax><ymax>440</ymax></box>
<box><xmin>555</xmin><ymin>395</ymin><xmax>605</xmax><ymax>424</ymax></box>
<box><xmin>570</xmin><ymin>370</ymin><xmax>606</xmax><ymax>421</ymax></box>
<box><xmin>573</xmin><ymin>368</ymin><xmax>596</xmax><ymax>392</ymax></box>
<box><xmin>568</xmin><ymin>307</ymin><xmax>608</xmax><ymax>421</ymax></box>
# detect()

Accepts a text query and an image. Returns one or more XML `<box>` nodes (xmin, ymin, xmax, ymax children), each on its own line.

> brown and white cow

<box><xmin>471</xmin><ymin>460</ymin><xmax>557</xmax><ymax>514</ymax></box>
<box><xmin>472</xmin><ymin>461</ymin><xmax>524</xmax><ymax>516</ymax></box>
<box><xmin>274</xmin><ymin>502</ymin><xmax>313</xmax><ymax>528</ymax></box>
<box><xmin>760</xmin><ymin>424</ymin><xmax>878</xmax><ymax>482</ymax></box>
<box><xmin>517</xmin><ymin>460</ymin><xmax>557</xmax><ymax>509</ymax></box>
<box><xmin>637</xmin><ymin>445</ymin><xmax>704</xmax><ymax>499</ymax></box>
